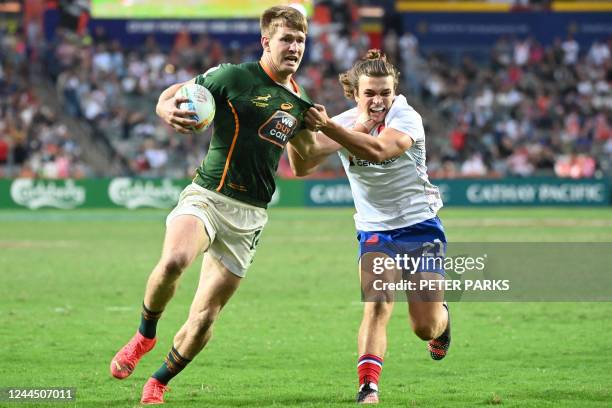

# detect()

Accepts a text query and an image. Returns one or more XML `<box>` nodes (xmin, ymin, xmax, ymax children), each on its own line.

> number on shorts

<box><xmin>250</xmin><ymin>229</ymin><xmax>262</xmax><ymax>250</ymax></box>
<box><xmin>422</xmin><ymin>238</ymin><xmax>445</xmax><ymax>257</ymax></box>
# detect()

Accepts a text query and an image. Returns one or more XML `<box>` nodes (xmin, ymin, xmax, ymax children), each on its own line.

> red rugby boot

<box><xmin>110</xmin><ymin>332</ymin><xmax>156</xmax><ymax>379</ymax></box>
<box><xmin>141</xmin><ymin>377</ymin><xmax>169</xmax><ymax>405</ymax></box>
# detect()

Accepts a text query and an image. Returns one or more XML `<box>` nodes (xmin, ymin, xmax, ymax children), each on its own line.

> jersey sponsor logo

<box><xmin>348</xmin><ymin>155</ymin><xmax>399</xmax><ymax>167</ymax></box>
<box><xmin>280</xmin><ymin>102</ymin><xmax>293</xmax><ymax>111</ymax></box>
<box><xmin>251</xmin><ymin>94</ymin><xmax>272</xmax><ymax>107</ymax></box>
<box><xmin>10</xmin><ymin>178</ymin><xmax>86</xmax><ymax>209</ymax></box>
<box><xmin>258</xmin><ymin>111</ymin><xmax>299</xmax><ymax>147</ymax></box>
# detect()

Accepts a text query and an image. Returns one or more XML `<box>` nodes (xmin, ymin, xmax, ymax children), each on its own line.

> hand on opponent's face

<box><xmin>366</xmin><ymin>107</ymin><xmax>387</xmax><ymax>125</ymax></box>
<box><xmin>356</xmin><ymin>110</ymin><xmax>384</xmax><ymax>133</ymax></box>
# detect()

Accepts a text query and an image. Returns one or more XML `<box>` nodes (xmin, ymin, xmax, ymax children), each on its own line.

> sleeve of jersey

<box><xmin>194</xmin><ymin>64</ymin><xmax>250</xmax><ymax>99</ymax></box>
<box><xmin>295</xmin><ymin>86</ymin><xmax>315</xmax><ymax>132</ymax></box>
<box><xmin>332</xmin><ymin>108</ymin><xmax>358</xmax><ymax>158</ymax></box>
<box><xmin>385</xmin><ymin>99</ymin><xmax>425</xmax><ymax>143</ymax></box>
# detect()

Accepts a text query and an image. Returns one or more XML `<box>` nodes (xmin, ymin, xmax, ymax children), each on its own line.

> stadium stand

<box><xmin>0</xmin><ymin>27</ymin><xmax>92</xmax><ymax>178</ymax></box>
<box><xmin>413</xmin><ymin>34</ymin><xmax>611</xmax><ymax>179</ymax></box>
<box><xmin>2</xmin><ymin>2</ymin><xmax>610</xmax><ymax>180</ymax></box>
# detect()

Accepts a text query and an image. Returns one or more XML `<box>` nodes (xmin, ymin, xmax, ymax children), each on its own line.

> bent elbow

<box><xmin>292</xmin><ymin>166</ymin><xmax>313</xmax><ymax>177</ymax></box>
<box><xmin>289</xmin><ymin>161</ymin><xmax>311</xmax><ymax>177</ymax></box>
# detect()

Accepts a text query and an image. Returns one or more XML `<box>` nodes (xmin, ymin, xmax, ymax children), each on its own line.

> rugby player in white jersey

<box><xmin>288</xmin><ymin>49</ymin><xmax>451</xmax><ymax>404</ymax></box>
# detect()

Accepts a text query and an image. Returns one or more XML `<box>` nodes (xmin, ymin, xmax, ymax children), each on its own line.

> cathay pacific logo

<box><xmin>10</xmin><ymin>179</ymin><xmax>86</xmax><ymax>209</ymax></box>
<box><xmin>109</xmin><ymin>178</ymin><xmax>182</xmax><ymax>209</ymax></box>
<box><xmin>309</xmin><ymin>183</ymin><xmax>353</xmax><ymax>205</ymax></box>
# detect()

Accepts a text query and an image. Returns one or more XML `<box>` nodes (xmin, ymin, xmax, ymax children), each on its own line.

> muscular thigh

<box><xmin>360</xmin><ymin>251</ymin><xmax>401</xmax><ymax>303</ymax></box>
<box><xmin>190</xmin><ymin>253</ymin><xmax>242</xmax><ymax>314</ymax></box>
<box><xmin>161</xmin><ymin>215</ymin><xmax>210</xmax><ymax>263</ymax></box>
<box><xmin>408</xmin><ymin>272</ymin><xmax>444</xmax><ymax>321</ymax></box>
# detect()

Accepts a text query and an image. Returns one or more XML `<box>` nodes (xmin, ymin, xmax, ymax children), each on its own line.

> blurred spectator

<box><xmin>514</xmin><ymin>37</ymin><xmax>530</xmax><ymax>66</ymax></box>
<box><xmin>562</xmin><ymin>34</ymin><xmax>579</xmax><ymax>65</ymax></box>
<box><xmin>461</xmin><ymin>152</ymin><xmax>488</xmax><ymax>177</ymax></box>
<box><xmin>555</xmin><ymin>154</ymin><xmax>596</xmax><ymax>178</ymax></box>
<box><xmin>588</xmin><ymin>40</ymin><xmax>610</xmax><ymax>66</ymax></box>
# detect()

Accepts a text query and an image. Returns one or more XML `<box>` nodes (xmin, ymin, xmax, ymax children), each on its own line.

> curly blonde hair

<box><xmin>339</xmin><ymin>49</ymin><xmax>400</xmax><ymax>99</ymax></box>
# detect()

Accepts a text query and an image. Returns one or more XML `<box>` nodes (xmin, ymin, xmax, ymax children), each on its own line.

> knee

<box><xmin>159</xmin><ymin>252</ymin><xmax>191</xmax><ymax>278</ymax></box>
<box><xmin>364</xmin><ymin>302</ymin><xmax>393</xmax><ymax>321</ymax></box>
<box><xmin>411</xmin><ymin>314</ymin><xmax>445</xmax><ymax>340</ymax></box>
<box><xmin>412</xmin><ymin>322</ymin><xmax>438</xmax><ymax>341</ymax></box>
<box><xmin>187</xmin><ymin>308</ymin><xmax>218</xmax><ymax>339</ymax></box>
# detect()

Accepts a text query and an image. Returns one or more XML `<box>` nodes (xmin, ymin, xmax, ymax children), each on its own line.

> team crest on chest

<box><xmin>258</xmin><ymin>111</ymin><xmax>298</xmax><ymax>147</ymax></box>
<box><xmin>251</xmin><ymin>94</ymin><xmax>272</xmax><ymax>108</ymax></box>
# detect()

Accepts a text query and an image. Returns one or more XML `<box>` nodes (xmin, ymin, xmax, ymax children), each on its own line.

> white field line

<box><xmin>105</xmin><ymin>306</ymin><xmax>133</xmax><ymax>312</ymax></box>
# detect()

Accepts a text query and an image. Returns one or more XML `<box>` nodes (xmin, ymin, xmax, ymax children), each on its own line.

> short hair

<box><xmin>260</xmin><ymin>5</ymin><xmax>308</xmax><ymax>38</ymax></box>
<box><xmin>339</xmin><ymin>49</ymin><xmax>400</xmax><ymax>99</ymax></box>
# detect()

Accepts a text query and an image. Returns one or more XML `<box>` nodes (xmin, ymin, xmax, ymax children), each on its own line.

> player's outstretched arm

<box><xmin>305</xmin><ymin>105</ymin><xmax>413</xmax><ymax>163</ymax></box>
<box><xmin>156</xmin><ymin>79</ymin><xmax>198</xmax><ymax>134</ymax></box>
<box><xmin>288</xmin><ymin>129</ymin><xmax>341</xmax><ymax>176</ymax></box>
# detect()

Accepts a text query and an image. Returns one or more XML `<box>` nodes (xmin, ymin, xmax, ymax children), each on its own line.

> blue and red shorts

<box><xmin>357</xmin><ymin>216</ymin><xmax>447</xmax><ymax>276</ymax></box>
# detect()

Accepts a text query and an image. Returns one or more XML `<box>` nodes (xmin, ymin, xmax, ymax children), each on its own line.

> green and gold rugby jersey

<box><xmin>193</xmin><ymin>61</ymin><xmax>313</xmax><ymax>208</ymax></box>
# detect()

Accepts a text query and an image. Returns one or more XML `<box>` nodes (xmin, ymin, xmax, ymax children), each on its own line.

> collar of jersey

<box><xmin>258</xmin><ymin>60</ymin><xmax>301</xmax><ymax>96</ymax></box>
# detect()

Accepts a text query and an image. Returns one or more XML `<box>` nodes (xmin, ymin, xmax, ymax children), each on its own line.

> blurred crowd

<box><xmin>0</xmin><ymin>28</ymin><xmax>90</xmax><ymax>178</ymax></box>
<box><xmin>1</xmin><ymin>2</ymin><xmax>611</xmax><ymax>180</ymax></box>
<box><xmin>48</xmin><ymin>30</ymin><xmax>221</xmax><ymax>178</ymax></box>
<box><xmin>407</xmin><ymin>34</ymin><xmax>612</xmax><ymax>179</ymax></box>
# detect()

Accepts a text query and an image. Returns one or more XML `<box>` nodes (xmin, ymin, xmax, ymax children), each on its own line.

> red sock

<box><xmin>357</xmin><ymin>354</ymin><xmax>383</xmax><ymax>386</ymax></box>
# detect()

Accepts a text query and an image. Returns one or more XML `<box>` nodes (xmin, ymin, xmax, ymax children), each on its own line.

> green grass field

<box><xmin>1</xmin><ymin>207</ymin><xmax>611</xmax><ymax>407</ymax></box>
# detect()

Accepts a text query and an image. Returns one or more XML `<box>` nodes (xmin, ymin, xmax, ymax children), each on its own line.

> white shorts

<box><xmin>166</xmin><ymin>183</ymin><xmax>268</xmax><ymax>277</ymax></box>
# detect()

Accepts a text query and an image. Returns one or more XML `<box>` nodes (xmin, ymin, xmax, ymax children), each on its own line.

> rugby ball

<box><xmin>178</xmin><ymin>83</ymin><xmax>216</xmax><ymax>132</ymax></box>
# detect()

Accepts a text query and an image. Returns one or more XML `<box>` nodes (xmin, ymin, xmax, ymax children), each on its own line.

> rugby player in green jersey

<box><xmin>109</xmin><ymin>6</ymin><xmax>315</xmax><ymax>404</ymax></box>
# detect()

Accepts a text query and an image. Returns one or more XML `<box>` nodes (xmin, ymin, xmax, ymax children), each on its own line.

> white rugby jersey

<box><xmin>334</xmin><ymin>94</ymin><xmax>443</xmax><ymax>231</ymax></box>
